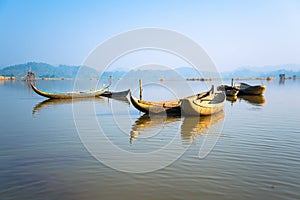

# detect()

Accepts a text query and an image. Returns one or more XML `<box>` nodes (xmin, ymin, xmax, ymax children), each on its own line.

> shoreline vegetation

<box><xmin>0</xmin><ymin>76</ymin><xmax>15</xmax><ymax>81</ymax></box>
<box><xmin>186</xmin><ymin>77</ymin><xmax>277</xmax><ymax>81</ymax></box>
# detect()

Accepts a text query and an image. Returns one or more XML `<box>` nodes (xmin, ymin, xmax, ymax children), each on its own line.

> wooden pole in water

<box><xmin>139</xmin><ymin>79</ymin><xmax>143</xmax><ymax>100</ymax></box>
<box><xmin>231</xmin><ymin>78</ymin><xmax>234</xmax><ymax>87</ymax></box>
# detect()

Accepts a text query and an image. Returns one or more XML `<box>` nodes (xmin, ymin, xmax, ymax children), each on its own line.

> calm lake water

<box><xmin>0</xmin><ymin>79</ymin><xmax>300</xmax><ymax>200</ymax></box>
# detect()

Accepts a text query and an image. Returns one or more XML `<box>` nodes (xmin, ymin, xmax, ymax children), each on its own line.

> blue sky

<box><xmin>0</xmin><ymin>0</ymin><xmax>300</xmax><ymax>71</ymax></box>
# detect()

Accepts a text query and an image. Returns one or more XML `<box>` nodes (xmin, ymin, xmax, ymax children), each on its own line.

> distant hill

<box><xmin>100</xmin><ymin>67</ymin><xmax>223</xmax><ymax>80</ymax></box>
<box><xmin>236</xmin><ymin>64</ymin><xmax>300</xmax><ymax>72</ymax></box>
<box><xmin>0</xmin><ymin>63</ymin><xmax>215</xmax><ymax>80</ymax></box>
<box><xmin>221</xmin><ymin>68</ymin><xmax>300</xmax><ymax>79</ymax></box>
<box><xmin>221</xmin><ymin>64</ymin><xmax>300</xmax><ymax>78</ymax></box>
<box><xmin>1</xmin><ymin>62</ymin><xmax>299</xmax><ymax>79</ymax></box>
<box><xmin>0</xmin><ymin>62</ymin><xmax>100</xmax><ymax>78</ymax></box>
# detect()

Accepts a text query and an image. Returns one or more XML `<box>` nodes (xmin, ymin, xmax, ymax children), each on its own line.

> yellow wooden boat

<box><xmin>130</xmin><ymin>86</ymin><xmax>225</xmax><ymax>116</ymax></box>
<box><xmin>181</xmin><ymin>87</ymin><xmax>226</xmax><ymax>116</ymax></box>
<box><xmin>31</xmin><ymin>84</ymin><xmax>108</xmax><ymax>99</ymax></box>
<box><xmin>129</xmin><ymin>93</ymin><xmax>181</xmax><ymax>114</ymax></box>
<box><xmin>235</xmin><ymin>83</ymin><xmax>266</xmax><ymax>95</ymax></box>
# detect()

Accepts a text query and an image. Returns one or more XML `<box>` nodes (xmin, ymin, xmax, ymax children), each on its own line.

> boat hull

<box><xmin>130</xmin><ymin>94</ymin><xmax>181</xmax><ymax>114</ymax></box>
<box><xmin>101</xmin><ymin>89</ymin><xmax>130</xmax><ymax>98</ymax></box>
<box><xmin>31</xmin><ymin>84</ymin><xmax>108</xmax><ymax>99</ymax></box>
<box><xmin>235</xmin><ymin>83</ymin><xmax>266</xmax><ymax>95</ymax></box>
<box><xmin>238</xmin><ymin>85</ymin><xmax>266</xmax><ymax>95</ymax></box>
<box><xmin>130</xmin><ymin>86</ymin><xmax>223</xmax><ymax>115</ymax></box>
<box><xmin>181</xmin><ymin>92</ymin><xmax>225</xmax><ymax>116</ymax></box>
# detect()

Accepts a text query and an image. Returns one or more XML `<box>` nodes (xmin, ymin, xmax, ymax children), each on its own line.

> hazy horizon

<box><xmin>2</xmin><ymin>61</ymin><xmax>300</xmax><ymax>74</ymax></box>
<box><xmin>1</xmin><ymin>1</ymin><xmax>300</xmax><ymax>71</ymax></box>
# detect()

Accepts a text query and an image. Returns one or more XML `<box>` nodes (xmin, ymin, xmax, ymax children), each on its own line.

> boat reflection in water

<box><xmin>106</xmin><ymin>96</ymin><xmax>130</xmax><ymax>106</ymax></box>
<box><xmin>130</xmin><ymin>114</ymin><xmax>181</xmax><ymax>144</ymax></box>
<box><xmin>32</xmin><ymin>97</ymin><xmax>105</xmax><ymax>116</ymax></box>
<box><xmin>226</xmin><ymin>95</ymin><xmax>238</xmax><ymax>106</ymax></box>
<box><xmin>181</xmin><ymin>110</ymin><xmax>225</xmax><ymax>146</ymax></box>
<box><xmin>238</xmin><ymin>95</ymin><xmax>266</xmax><ymax>105</ymax></box>
<box><xmin>130</xmin><ymin>111</ymin><xmax>225</xmax><ymax>145</ymax></box>
<box><xmin>225</xmin><ymin>95</ymin><xmax>266</xmax><ymax>106</ymax></box>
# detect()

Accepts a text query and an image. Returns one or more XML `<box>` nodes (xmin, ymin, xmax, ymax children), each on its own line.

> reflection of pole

<box><xmin>279</xmin><ymin>74</ymin><xmax>285</xmax><ymax>85</ymax></box>
<box><xmin>108</xmin><ymin>76</ymin><xmax>112</xmax><ymax>91</ymax></box>
<box><xmin>109</xmin><ymin>76</ymin><xmax>112</xmax><ymax>85</ymax></box>
<box><xmin>139</xmin><ymin>79</ymin><xmax>143</xmax><ymax>100</ymax></box>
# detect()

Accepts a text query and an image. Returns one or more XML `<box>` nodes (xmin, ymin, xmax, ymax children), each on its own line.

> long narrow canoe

<box><xmin>129</xmin><ymin>93</ymin><xmax>182</xmax><ymax>114</ymax></box>
<box><xmin>31</xmin><ymin>84</ymin><xmax>108</xmax><ymax>99</ymax></box>
<box><xmin>181</xmin><ymin>88</ymin><xmax>225</xmax><ymax>116</ymax></box>
<box><xmin>235</xmin><ymin>83</ymin><xmax>266</xmax><ymax>95</ymax></box>
<box><xmin>100</xmin><ymin>89</ymin><xmax>130</xmax><ymax>98</ymax></box>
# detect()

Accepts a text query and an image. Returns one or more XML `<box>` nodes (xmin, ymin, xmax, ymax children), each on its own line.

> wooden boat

<box><xmin>129</xmin><ymin>93</ymin><xmax>181</xmax><ymax>114</ymax></box>
<box><xmin>217</xmin><ymin>85</ymin><xmax>239</xmax><ymax>96</ymax></box>
<box><xmin>31</xmin><ymin>84</ymin><xmax>108</xmax><ymax>99</ymax></box>
<box><xmin>100</xmin><ymin>89</ymin><xmax>130</xmax><ymax>98</ymax></box>
<box><xmin>234</xmin><ymin>82</ymin><xmax>266</xmax><ymax>95</ymax></box>
<box><xmin>181</xmin><ymin>87</ymin><xmax>225</xmax><ymax>116</ymax></box>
